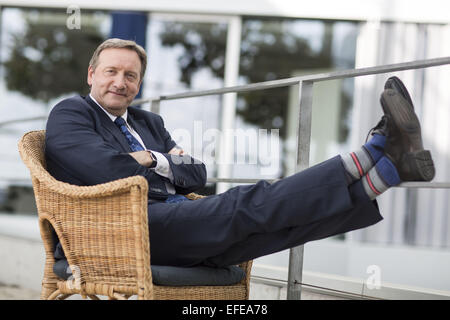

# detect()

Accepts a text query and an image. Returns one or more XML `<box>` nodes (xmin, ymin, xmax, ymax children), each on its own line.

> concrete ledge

<box><xmin>0</xmin><ymin>234</ymin><xmax>44</xmax><ymax>291</ymax></box>
<box><xmin>0</xmin><ymin>214</ymin><xmax>43</xmax><ymax>291</ymax></box>
<box><xmin>0</xmin><ymin>214</ymin><xmax>40</xmax><ymax>241</ymax></box>
<box><xmin>254</xmin><ymin>237</ymin><xmax>450</xmax><ymax>294</ymax></box>
<box><xmin>251</xmin><ymin>263</ymin><xmax>450</xmax><ymax>300</ymax></box>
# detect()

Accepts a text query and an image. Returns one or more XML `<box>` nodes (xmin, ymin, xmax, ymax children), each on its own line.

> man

<box><xmin>45</xmin><ymin>38</ymin><xmax>435</xmax><ymax>269</ymax></box>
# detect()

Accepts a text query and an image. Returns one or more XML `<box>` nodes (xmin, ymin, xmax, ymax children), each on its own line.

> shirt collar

<box><xmin>89</xmin><ymin>94</ymin><xmax>128</xmax><ymax>123</ymax></box>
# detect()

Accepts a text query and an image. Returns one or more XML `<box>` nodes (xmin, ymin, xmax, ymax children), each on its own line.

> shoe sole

<box><xmin>384</xmin><ymin>76</ymin><xmax>414</xmax><ymax>108</ymax></box>
<box><xmin>402</xmin><ymin>150</ymin><xmax>436</xmax><ymax>181</ymax></box>
<box><xmin>380</xmin><ymin>89</ymin><xmax>435</xmax><ymax>181</ymax></box>
<box><xmin>381</xmin><ymin>89</ymin><xmax>422</xmax><ymax>147</ymax></box>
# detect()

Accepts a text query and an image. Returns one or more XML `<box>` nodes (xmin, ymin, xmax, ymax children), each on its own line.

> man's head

<box><xmin>87</xmin><ymin>38</ymin><xmax>147</xmax><ymax>116</ymax></box>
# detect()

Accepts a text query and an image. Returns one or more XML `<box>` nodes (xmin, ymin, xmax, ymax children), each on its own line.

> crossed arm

<box><xmin>129</xmin><ymin>147</ymin><xmax>184</xmax><ymax>167</ymax></box>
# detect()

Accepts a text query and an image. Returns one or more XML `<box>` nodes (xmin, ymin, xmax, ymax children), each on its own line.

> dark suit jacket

<box><xmin>45</xmin><ymin>95</ymin><xmax>207</xmax><ymax>200</ymax></box>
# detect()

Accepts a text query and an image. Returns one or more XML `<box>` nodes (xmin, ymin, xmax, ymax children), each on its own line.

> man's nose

<box><xmin>112</xmin><ymin>74</ymin><xmax>126</xmax><ymax>89</ymax></box>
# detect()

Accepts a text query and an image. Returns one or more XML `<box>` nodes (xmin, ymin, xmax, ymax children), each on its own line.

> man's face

<box><xmin>87</xmin><ymin>48</ymin><xmax>142</xmax><ymax>116</ymax></box>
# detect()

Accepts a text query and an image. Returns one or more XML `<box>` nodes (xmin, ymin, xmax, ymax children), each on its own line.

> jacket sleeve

<box><xmin>153</xmin><ymin>114</ymin><xmax>207</xmax><ymax>194</ymax></box>
<box><xmin>162</xmin><ymin>153</ymin><xmax>207</xmax><ymax>195</ymax></box>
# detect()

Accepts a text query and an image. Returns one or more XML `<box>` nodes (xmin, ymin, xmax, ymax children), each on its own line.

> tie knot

<box><xmin>114</xmin><ymin>117</ymin><xmax>126</xmax><ymax>127</ymax></box>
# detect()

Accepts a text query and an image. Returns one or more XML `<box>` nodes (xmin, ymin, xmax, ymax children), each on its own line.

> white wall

<box><xmin>0</xmin><ymin>214</ymin><xmax>44</xmax><ymax>291</ymax></box>
<box><xmin>1</xmin><ymin>0</ymin><xmax>449</xmax><ymax>24</ymax></box>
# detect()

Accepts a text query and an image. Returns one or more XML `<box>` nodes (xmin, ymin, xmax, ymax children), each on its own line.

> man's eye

<box><xmin>127</xmin><ymin>74</ymin><xmax>137</xmax><ymax>80</ymax></box>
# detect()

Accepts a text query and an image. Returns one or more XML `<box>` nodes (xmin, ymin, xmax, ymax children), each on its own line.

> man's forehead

<box><xmin>98</xmin><ymin>48</ymin><xmax>141</xmax><ymax>66</ymax></box>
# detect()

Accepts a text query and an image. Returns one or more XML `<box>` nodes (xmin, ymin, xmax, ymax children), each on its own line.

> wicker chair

<box><xmin>18</xmin><ymin>130</ymin><xmax>252</xmax><ymax>300</ymax></box>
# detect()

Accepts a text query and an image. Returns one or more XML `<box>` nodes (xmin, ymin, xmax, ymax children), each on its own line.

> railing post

<box><xmin>150</xmin><ymin>99</ymin><xmax>160</xmax><ymax>115</ymax></box>
<box><xmin>216</xmin><ymin>16</ymin><xmax>242</xmax><ymax>194</ymax></box>
<box><xmin>287</xmin><ymin>80</ymin><xmax>314</xmax><ymax>300</ymax></box>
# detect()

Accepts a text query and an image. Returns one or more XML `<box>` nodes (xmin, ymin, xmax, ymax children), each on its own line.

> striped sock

<box><xmin>341</xmin><ymin>134</ymin><xmax>386</xmax><ymax>184</ymax></box>
<box><xmin>362</xmin><ymin>156</ymin><xmax>401</xmax><ymax>200</ymax></box>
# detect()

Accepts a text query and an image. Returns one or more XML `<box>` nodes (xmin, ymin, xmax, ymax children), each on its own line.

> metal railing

<box><xmin>2</xmin><ymin>55</ymin><xmax>450</xmax><ymax>299</ymax></box>
<box><xmin>130</xmin><ymin>55</ymin><xmax>450</xmax><ymax>300</ymax></box>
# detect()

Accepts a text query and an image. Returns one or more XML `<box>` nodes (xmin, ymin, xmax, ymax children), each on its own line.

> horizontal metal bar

<box><xmin>0</xmin><ymin>116</ymin><xmax>47</xmax><ymax>127</ymax></box>
<box><xmin>207</xmin><ymin>178</ymin><xmax>277</xmax><ymax>184</ymax></box>
<box><xmin>131</xmin><ymin>56</ymin><xmax>450</xmax><ymax>105</ymax></box>
<box><xmin>397</xmin><ymin>182</ymin><xmax>450</xmax><ymax>189</ymax></box>
<box><xmin>0</xmin><ymin>178</ymin><xmax>31</xmax><ymax>184</ymax></box>
<box><xmin>299</xmin><ymin>56</ymin><xmax>450</xmax><ymax>83</ymax></box>
<box><xmin>206</xmin><ymin>178</ymin><xmax>450</xmax><ymax>189</ymax></box>
<box><xmin>1</xmin><ymin>176</ymin><xmax>449</xmax><ymax>189</ymax></box>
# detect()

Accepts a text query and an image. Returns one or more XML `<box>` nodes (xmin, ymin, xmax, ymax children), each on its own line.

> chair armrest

<box><xmin>38</xmin><ymin>174</ymin><xmax>149</xmax><ymax>199</ymax></box>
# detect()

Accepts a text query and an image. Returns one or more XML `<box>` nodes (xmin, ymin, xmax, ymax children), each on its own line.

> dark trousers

<box><xmin>147</xmin><ymin>156</ymin><xmax>383</xmax><ymax>267</ymax></box>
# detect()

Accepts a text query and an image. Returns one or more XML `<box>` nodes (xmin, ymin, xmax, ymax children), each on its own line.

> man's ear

<box><xmin>87</xmin><ymin>66</ymin><xmax>94</xmax><ymax>86</ymax></box>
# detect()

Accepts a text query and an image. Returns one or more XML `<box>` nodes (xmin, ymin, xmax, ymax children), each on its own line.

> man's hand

<box><xmin>168</xmin><ymin>146</ymin><xmax>184</xmax><ymax>156</ymax></box>
<box><xmin>129</xmin><ymin>151</ymin><xmax>153</xmax><ymax>167</ymax></box>
<box><xmin>130</xmin><ymin>147</ymin><xmax>184</xmax><ymax>167</ymax></box>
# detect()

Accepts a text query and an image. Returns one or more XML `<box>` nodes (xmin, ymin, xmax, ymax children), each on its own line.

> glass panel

<box><xmin>144</xmin><ymin>17</ymin><xmax>228</xmax><ymax>194</ymax></box>
<box><xmin>146</xmin><ymin>17</ymin><xmax>359</xmax><ymax>186</ymax></box>
<box><xmin>0</xmin><ymin>7</ymin><xmax>111</xmax><ymax>214</ymax></box>
<box><xmin>235</xmin><ymin>18</ymin><xmax>358</xmax><ymax>180</ymax></box>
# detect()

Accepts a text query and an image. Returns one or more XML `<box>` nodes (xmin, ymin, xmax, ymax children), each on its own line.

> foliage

<box><xmin>159</xmin><ymin>20</ymin><xmax>334</xmax><ymax>136</ymax></box>
<box><xmin>2</xmin><ymin>10</ymin><xmax>104</xmax><ymax>103</ymax></box>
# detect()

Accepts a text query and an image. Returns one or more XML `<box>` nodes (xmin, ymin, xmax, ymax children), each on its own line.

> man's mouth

<box><xmin>108</xmin><ymin>91</ymin><xmax>127</xmax><ymax>97</ymax></box>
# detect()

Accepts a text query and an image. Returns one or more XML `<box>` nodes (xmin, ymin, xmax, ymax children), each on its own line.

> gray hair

<box><xmin>89</xmin><ymin>38</ymin><xmax>147</xmax><ymax>81</ymax></box>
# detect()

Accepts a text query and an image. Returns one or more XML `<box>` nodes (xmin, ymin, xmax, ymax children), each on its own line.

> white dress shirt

<box><xmin>89</xmin><ymin>94</ymin><xmax>176</xmax><ymax>194</ymax></box>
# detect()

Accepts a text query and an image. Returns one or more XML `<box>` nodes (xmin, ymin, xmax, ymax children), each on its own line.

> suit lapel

<box><xmin>127</xmin><ymin>111</ymin><xmax>157</xmax><ymax>150</ymax></box>
<box><xmin>84</xmin><ymin>95</ymin><xmax>132</xmax><ymax>152</ymax></box>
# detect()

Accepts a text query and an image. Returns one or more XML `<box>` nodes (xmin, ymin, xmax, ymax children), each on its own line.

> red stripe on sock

<box><xmin>350</xmin><ymin>152</ymin><xmax>364</xmax><ymax>177</ymax></box>
<box><xmin>366</xmin><ymin>174</ymin><xmax>381</xmax><ymax>195</ymax></box>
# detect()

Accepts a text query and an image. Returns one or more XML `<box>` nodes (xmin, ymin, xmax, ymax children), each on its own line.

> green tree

<box><xmin>2</xmin><ymin>9</ymin><xmax>104</xmax><ymax>103</ymax></box>
<box><xmin>159</xmin><ymin>20</ymin><xmax>334</xmax><ymax>137</ymax></box>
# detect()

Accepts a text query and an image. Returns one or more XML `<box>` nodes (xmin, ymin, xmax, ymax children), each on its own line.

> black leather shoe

<box><xmin>366</xmin><ymin>115</ymin><xmax>388</xmax><ymax>142</ymax></box>
<box><xmin>384</xmin><ymin>76</ymin><xmax>414</xmax><ymax>108</ymax></box>
<box><xmin>380</xmin><ymin>88</ymin><xmax>435</xmax><ymax>181</ymax></box>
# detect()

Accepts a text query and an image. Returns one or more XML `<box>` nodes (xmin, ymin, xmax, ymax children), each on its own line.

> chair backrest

<box><xmin>18</xmin><ymin>130</ymin><xmax>47</xmax><ymax>178</ymax></box>
<box><xmin>18</xmin><ymin>130</ymin><xmax>153</xmax><ymax>299</ymax></box>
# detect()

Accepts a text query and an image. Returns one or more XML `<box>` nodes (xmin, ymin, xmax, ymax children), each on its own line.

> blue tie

<box><xmin>114</xmin><ymin>117</ymin><xmax>145</xmax><ymax>152</ymax></box>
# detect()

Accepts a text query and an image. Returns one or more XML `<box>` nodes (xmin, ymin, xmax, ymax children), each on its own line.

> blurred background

<box><xmin>0</xmin><ymin>0</ymin><xmax>449</xmax><ymax>299</ymax></box>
